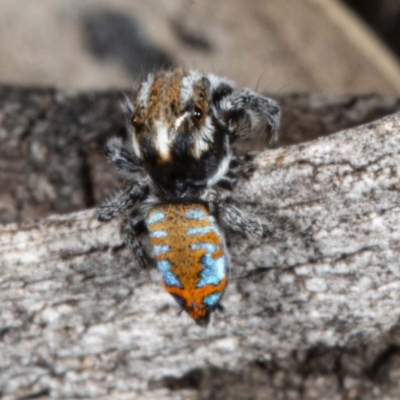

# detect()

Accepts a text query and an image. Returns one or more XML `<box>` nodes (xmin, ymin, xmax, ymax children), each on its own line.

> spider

<box><xmin>97</xmin><ymin>69</ymin><xmax>280</xmax><ymax>325</ymax></box>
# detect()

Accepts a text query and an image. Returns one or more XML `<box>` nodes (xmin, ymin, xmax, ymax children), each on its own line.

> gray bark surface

<box><xmin>1</xmin><ymin>111</ymin><xmax>400</xmax><ymax>399</ymax></box>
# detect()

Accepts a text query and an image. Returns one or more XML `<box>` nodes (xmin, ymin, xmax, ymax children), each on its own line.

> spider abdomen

<box><xmin>145</xmin><ymin>202</ymin><xmax>228</xmax><ymax>325</ymax></box>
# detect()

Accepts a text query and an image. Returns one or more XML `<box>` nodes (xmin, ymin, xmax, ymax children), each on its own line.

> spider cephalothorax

<box><xmin>97</xmin><ymin>69</ymin><xmax>281</xmax><ymax>325</ymax></box>
<box><xmin>123</xmin><ymin>68</ymin><xmax>280</xmax><ymax>197</ymax></box>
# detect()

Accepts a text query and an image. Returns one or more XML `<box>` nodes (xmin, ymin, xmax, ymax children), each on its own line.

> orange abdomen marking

<box><xmin>145</xmin><ymin>203</ymin><xmax>228</xmax><ymax>323</ymax></box>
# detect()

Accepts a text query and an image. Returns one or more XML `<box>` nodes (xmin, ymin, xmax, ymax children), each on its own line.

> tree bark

<box><xmin>1</xmin><ymin>111</ymin><xmax>400</xmax><ymax>399</ymax></box>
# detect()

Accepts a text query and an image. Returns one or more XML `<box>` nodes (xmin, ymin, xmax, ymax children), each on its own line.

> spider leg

<box><xmin>226</xmin><ymin>89</ymin><xmax>281</xmax><ymax>145</ymax></box>
<box><xmin>206</xmin><ymin>190</ymin><xmax>262</xmax><ymax>238</ymax></box>
<box><xmin>123</xmin><ymin>218</ymin><xmax>154</xmax><ymax>269</ymax></box>
<box><xmin>96</xmin><ymin>181</ymin><xmax>149</xmax><ymax>221</ymax></box>
<box><xmin>105</xmin><ymin>137</ymin><xmax>142</xmax><ymax>177</ymax></box>
<box><xmin>217</xmin><ymin>198</ymin><xmax>264</xmax><ymax>239</ymax></box>
<box><xmin>211</xmin><ymin>192</ymin><xmax>292</xmax><ymax>240</ymax></box>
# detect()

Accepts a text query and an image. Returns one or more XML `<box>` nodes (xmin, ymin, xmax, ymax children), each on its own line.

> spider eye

<box><xmin>193</xmin><ymin>107</ymin><xmax>203</xmax><ymax>121</ymax></box>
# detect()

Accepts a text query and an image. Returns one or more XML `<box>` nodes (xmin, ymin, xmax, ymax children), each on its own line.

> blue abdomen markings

<box><xmin>197</xmin><ymin>253</ymin><xmax>227</xmax><ymax>287</ymax></box>
<box><xmin>146</xmin><ymin>203</ymin><xmax>228</xmax><ymax>321</ymax></box>
<box><xmin>153</xmin><ymin>244</ymin><xmax>170</xmax><ymax>255</ymax></box>
<box><xmin>186</xmin><ymin>208</ymin><xmax>207</xmax><ymax>220</ymax></box>
<box><xmin>147</xmin><ymin>210</ymin><xmax>165</xmax><ymax>224</ymax></box>
<box><xmin>187</xmin><ymin>225</ymin><xmax>218</xmax><ymax>236</ymax></box>
<box><xmin>150</xmin><ymin>229</ymin><xmax>167</xmax><ymax>238</ymax></box>
<box><xmin>203</xmin><ymin>292</ymin><xmax>222</xmax><ymax>307</ymax></box>
<box><xmin>157</xmin><ymin>259</ymin><xmax>182</xmax><ymax>287</ymax></box>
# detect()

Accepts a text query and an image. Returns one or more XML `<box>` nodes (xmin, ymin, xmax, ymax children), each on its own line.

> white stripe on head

<box><xmin>180</xmin><ymin>71</ymin><xmax>202</xmax><ymax>104</ymax></box>
<box><xmin>192</xmin><ymin>116</ymin><xmax>214</xmax><ymax>158</ymax></box>
<box><xmin>174</xmin><ymin>112</ymin><xmax>188</xmax><ymax>130</ymax></box>
<box><xmin>138</xmin><ymin>73</ymin><xmax>154</xmax><ymax>108</ymax></box>
<box><xmin>154</xmin><ymin>121</ymin><xmax>171</xmax><ymax>160</ymax></box>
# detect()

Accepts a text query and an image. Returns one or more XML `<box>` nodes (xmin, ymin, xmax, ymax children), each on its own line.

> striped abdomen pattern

<box><xmin>145</xmin><ymin>202</ymin><xmax>228</xmax><ymax>324</ymax></box>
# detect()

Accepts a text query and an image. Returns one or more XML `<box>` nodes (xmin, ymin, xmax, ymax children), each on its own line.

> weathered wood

<box><xmin>1</xmin><ymin>112</ymin><xmax>400</xmax><ymax>399</ymax></box>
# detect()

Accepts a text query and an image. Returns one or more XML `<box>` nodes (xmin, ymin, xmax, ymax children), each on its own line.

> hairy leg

<box><xmin>217</xmin><ymin>199</ymin><xmax>264</xmax><ymax>239</ymax></box>
<box><xmin>123</xmin><ymin>219</ymin><xmax>154</xmax><ymax>269</ymax></box>
<box><xmin>104</xmin><ymin>137</ymin><xmax>142</xmax><ymax>177</ymax></box>
<box><xmin>96</xmin><ymin>181</ymin><xmax>148</xmax><ymax>221</ymax></box>
<box><xmin>226</xmin><ymin>89</ymin><xmax>281</xmax><ymax>144</ymax></box>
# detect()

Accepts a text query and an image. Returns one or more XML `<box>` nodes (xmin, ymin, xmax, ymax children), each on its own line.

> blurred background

<box><xmin>1</xmin><ymin>0</ymin><xmax>400</xmax><ymax>94</ymax></box>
